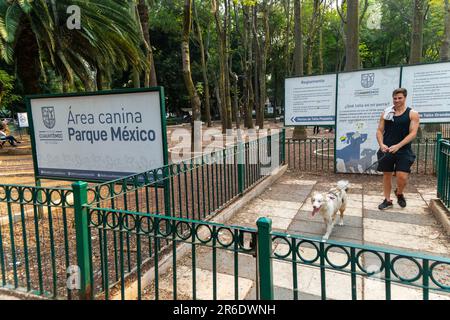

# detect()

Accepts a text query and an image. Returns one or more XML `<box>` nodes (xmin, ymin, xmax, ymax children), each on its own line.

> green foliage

<box><xmin>0</xmin><ymin>69</ymin><xmax>20</xmax><ymax>111</ymax></box>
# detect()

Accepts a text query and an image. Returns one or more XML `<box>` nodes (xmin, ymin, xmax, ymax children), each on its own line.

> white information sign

<box><xmin>336</xmin><ymin>68</ymin><xmax>401</xmax><ymax>173</ymax></box>
<box><xmin>285</xmin><ymin>74</ymin><xmax>336</xmax><ymax>126</ymax></box>
<box><xmin>29</xmin><ymin>90</ymin><xmax>165</xmax><ymax>181</ymax></box>
<box><xmin>401</xmin><ymin>62</ymin><xmax>450</xmax><ymax>123</ymax></box>
<box><xmin>17</xmin><ymin>113</ymin><xmax>29</xmax><ymax>128</ymax></box>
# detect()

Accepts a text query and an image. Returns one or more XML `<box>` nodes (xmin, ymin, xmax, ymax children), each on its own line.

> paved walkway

<box><xmin>154</xmin><ymin>172</ymin><xmax>450</xmax><ymax>300</ymax></box>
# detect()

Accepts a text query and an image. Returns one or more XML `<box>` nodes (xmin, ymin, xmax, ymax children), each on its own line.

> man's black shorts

<box><xmin>376</xmin><ymin>149</ymin><xmax>416</xmax><ymax>173</ymax></box>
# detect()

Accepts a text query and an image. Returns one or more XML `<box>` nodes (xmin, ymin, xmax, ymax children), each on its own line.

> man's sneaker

<box><xmin>378</xmin><ymin>199</ymin><xmax>393</xmax><ymax>210</ymax></box>
<box><xmin>395</xmin><ymin>189</ymin><xmax>406</xmax><ymax>208</ymax></box>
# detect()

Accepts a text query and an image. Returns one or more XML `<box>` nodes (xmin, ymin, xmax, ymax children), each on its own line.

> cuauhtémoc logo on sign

<box><xmin>42</xmin><ymin>106</ymin><xmax>56</xmax><ymax>129</ymax></box>
<box><xmin>361</xmin><ymin>73</ymin><xmax>375</xmax><ymax>88</ymax></box>
<box><xmin>39</xmin><ymin>106</ymin><xmax>63</xmax><ymax>143</ymax></box>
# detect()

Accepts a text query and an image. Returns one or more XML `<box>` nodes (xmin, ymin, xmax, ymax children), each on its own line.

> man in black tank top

<box><xmin>376</xmin><ymin>88</ymin><xmax>420</xmax><ymax>210</ymax></box>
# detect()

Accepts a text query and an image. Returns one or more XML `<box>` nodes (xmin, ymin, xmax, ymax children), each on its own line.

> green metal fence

<box><xmin>82</xmin><ymin>131</ymin><xmax>285</xmax><ymax>298</ymax></box>
<box><xmin>1</xmin><ymin>129</ymin><xmax>450</xmax><ymax>300</ymax></box>
<box><xmin>437</xmin><ymin>138</ymin><xmax>450</xmax><ymax>209</ymax></box>
<box><xmin>0</xmin><ymin>131</ymin><xmax>284</xmax><ymax>299</ymax></box>
<box><xmin>286</xmin><ymin>137</ymin><xmax>443</xmax><ymax>175</ymax></box>
<box><xmin>266</xmin><ymin>219</ymin><xmax>450</xmax><ymax>300</ymax></box>
<box><xmin>86</xmin><ymin>207</ymin><xmax>258</xmax><ymax>300</ymax></box>
<box><xmin>0</xmin><ymin>185</ymin><xmax>77</xmax><ymax>299</ymax></box>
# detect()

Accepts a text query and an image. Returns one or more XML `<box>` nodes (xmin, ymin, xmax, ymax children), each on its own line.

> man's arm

<box><xmin>376</xmin><ymin>113</ymin><xmax>389</xmax><ymax>152</ymax></box>
<box><xmin>388</xmin><ymin>110</ymin><xmax>420</xmax><ymax>154</ymax></box>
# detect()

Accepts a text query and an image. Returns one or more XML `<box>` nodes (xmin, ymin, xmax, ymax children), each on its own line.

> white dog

<box><xmin>310</xmin><ymin>180</ymin><xmax>349</xmax><ymax>241</ymax></box>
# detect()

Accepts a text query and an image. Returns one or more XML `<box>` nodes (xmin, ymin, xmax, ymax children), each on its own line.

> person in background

<box><xmin>0</xmin><ymin>120</ymin><xmax>21</xmax><ymax>147</ymax></box>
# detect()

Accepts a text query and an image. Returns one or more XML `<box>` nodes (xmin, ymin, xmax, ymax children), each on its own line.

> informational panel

<box><xmin>285</xmin><ymin>74</ymin><xmax>336</xmax><ymax>126</ymax></box>
<box><xmin>336</xmin><ymin>68</ymin><xmax>401</xmax><ymax>173</ymax></box>
<box><xmin>401</xmin><ymin>62</ymin><xmax>450</xmax><ymax>123</ymax></box>
<box><xmin>27</xmin><ymin>89</ymin><xmax>166</xmax><ymax>181</ymax></box>
<box><xmin>17</xmin><ymin>113</ymin><xmax>29</xmax><ymax>128</ymax></box>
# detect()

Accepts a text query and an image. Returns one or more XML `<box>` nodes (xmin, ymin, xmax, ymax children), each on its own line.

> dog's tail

<box><xmin>337</xmin><ymin>180</ymin><xmax>349</xmax><ymax>192</ymax></box>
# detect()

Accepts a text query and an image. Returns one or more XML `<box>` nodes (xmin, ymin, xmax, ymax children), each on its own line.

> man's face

<box><xmin>393</xmin><ymin>93</ymin><xmax>406</xmax><ymax>108</ymax></box>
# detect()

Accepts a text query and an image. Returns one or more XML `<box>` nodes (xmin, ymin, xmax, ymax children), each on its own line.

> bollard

<box><xmin>72</xmin><ymin>181</ymin><xmax>92</xmax><ymax>300</ymax></box>
<box><xmin>256</xmin><ymin>217</ymin><xmax>274</xmax><ymax>300</ymax></box>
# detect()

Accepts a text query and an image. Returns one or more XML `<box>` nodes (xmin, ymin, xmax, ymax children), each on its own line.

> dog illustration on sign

<box><xmin>346</xmin><ymin>148</ymin><xmax>377</xmax><ymax>173</ymax></box>
<box><xmin>336</xmin><ymin>132</ymin><xmax>368</xmax><ymax>172</ymax></box>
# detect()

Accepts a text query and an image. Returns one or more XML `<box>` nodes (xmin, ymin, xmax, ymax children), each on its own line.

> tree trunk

<box><xmin>441</xmin><ymin>0</ymin><xmax>450</xmax><ymax>61</ymax></box>
<box><xmin>245</xmin><ymin>6</ymin><xmax>255</xmax><ymax>129</ymax></box>
<box><xmin>182</xmin><ymin>0</ymin><xmax>202</xmax><ymax>123</ymax></box>
<box><xmin>212</xmin><ymin>0</ymin><xmax>228</xmax><ymax>133</ymax></box>
<box><xmin>293</xmin><ymin>0</ymin><xmax>304</xmax><ymax>76</ymax></box>
<box><xmin>345</xmin><ymin>0</ymin><xmax>359</xmax><ymax>71</ymax></box>
<box><xmin>137</xmin><ymin>0</ymin><xmax>157</xmax><ymax>86</ymax></box>
<box><xmin>224</xmin><ymin>0</ymin><xmax>232</xmax><ymax>130</ymax></box>
<box><xmin>193</xmin><ymin>0</ymin><xmax>212</xmax><ymax>127</ymax></box>
<box><xmin>292</xmin><ymin>0</ymin><xmax>307</xmax><ymax>140</ymax></box>
<box><xmin>284</xmin><ymin>0</ymin><xmax>291</xmax><ymax>76</ymax></box>
<box><xmin>258</xmin><ymin>0</ymin><xmax>270</xmax><ymax>129</ymax></box>
<box><xmin>319</xmin><ymin>27</ymin><xmax>324</xmax><ymax>73</ymax></box>
<box><xmin>132</xmin><ymin>68</ymin><xmax>141</xmax><ymax>88</ymax></box>
<box><xmin>16</xmin><ymin>17</ymin><xmax>41</xmax><ymax>94</ymax></box>
<box><xmin>410</xmin><ymin>0</ymin><xmax>425</xmax><ymax>64</ymax></box>
<box><xmin>306</xmin><ymin>0</ymin><xmax>320</xmax><ymax>75</ymax></box>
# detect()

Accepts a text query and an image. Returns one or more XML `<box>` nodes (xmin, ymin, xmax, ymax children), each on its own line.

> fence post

<box><xmin>437</xmin><ymin>137</ymin><xmax>444</xmax><ymax>199</ymax></box>
<box><xmin>72</xmin><ymin>181</ymin><xmax>92</xmax><ymax>300</ymax></box>
<box><xmin>435</xmin><ymin>132</ymin><xmax>442</xmax><ymax>176</ymax></box>
<box><xmin>238</xmin><ymin>142</ymin><xmax>245</xmax><ymax>195</ymax></box>
<box><xmin>256</xmin><ymin>217</ymin><xmax>274</xmax><ymax>300</ymax></box>
<box><xmin>281</xmin><ymin>128</ymin><xmax>286</xmax><ymax>165</ymax></box>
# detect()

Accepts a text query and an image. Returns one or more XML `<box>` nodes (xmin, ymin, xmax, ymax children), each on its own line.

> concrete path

<box><xmin>153</xmin><ymin>172</ymin><xmax>450</xmax><ymax>300</ymax></box>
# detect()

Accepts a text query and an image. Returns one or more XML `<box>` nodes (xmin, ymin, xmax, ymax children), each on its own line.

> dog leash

<box><xmin>362</xmin><ymin>151</ymin><xmax>388</xmax><ymax>174</ymax></box>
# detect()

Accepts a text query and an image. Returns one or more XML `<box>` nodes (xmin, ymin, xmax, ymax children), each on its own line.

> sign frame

<box><xmin>283</xmin><ymin>71</ymin><xmax>338</xmax><ymax>127</ymax></box>
<box><xmin>334</xmin><ymin>66</ymin><xmax>402</xmax><ymax>174</ymax></box>
<box><xmin>25</xmin><ymin>87</ymin><xmax>169</xmax><ymax>183</ymax></box>
<box><xmin>400</xmin><ymin>61</ymin><xmax>450</xmax><ymax>124</ymax></box>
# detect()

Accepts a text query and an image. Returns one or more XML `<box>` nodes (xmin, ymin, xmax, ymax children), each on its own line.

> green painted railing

<box><xmin>0</xmin><ymin>185</ymin><xmax>77</xmax><ymax>299</ymax></box>
<box><xmin>437</xmin><ymin>137</ymin><xmax>450</xmax><ymax>209</ymax></box>
<box><xmin>87</xmin><ymin>131</ymin><xmax>285</xmax><ymax>220</ymax></box>
<box><xmin>79</xmin><ymin>210</ymin><xmax>450</xmax><ymax>300</ymax></box>
<box><xmin>0</xmin><ymin>131</ymin><xmax>285</xmax><ymax>299</ymax></box>
<box><xmin>85</xmin><ymin>207</ymin><xmax>259</xmax><ymax>300</ymax></box>
<box><xmin>286</xmin><ymin>137</ymin><xmax>443</xmax><ymax>175</ymax></box>
<box><xmin>266</xmin><ymin>219</ymin><xmax>450</xmax><ymax>300</ymax></box>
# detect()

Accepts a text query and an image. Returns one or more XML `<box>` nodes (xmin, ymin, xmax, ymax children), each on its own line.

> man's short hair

<box><xmin>393</xmin><ymin>88</ymin><xmax>407</xmax><ymax>97</ymax></box>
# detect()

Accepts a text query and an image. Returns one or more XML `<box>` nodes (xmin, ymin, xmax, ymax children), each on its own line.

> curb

<box><xmin>429</xmin><ymin>199</ymin><xmax>450</xmax><ymax>237</ymax></box>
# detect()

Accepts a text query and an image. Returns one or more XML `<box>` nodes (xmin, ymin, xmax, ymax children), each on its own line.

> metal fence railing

<box><xmin>82</xmin><ymin>132</ymin><xmax>284</xmax><ymax>298</ymax></box>
<box><xmin>1</xmin><ymin>129</ymin><xmax>450</xmax><ymax>300</ymax></box>
<box><xmin>0</xmin><ymin>131</ymin><xmax>285</xmax><ymax>299</ymax></box>
<box><xmin>286</xmin><ymin>136</ymin><xmax>444</xmax><ymax>175</ymax></box>
<box><xmin>76</xmin><ymin>211</ymin><xmax>450</xmax><ymax>300</ymax></box>
<box><xmin>0</xmin><ymin>185</ymin><xmax>77</xmax><ymax>299</ymax></box>
<box><xmin>437</xmin><ymin>138</ymin><xmax>450</xmax><ymax>209</ymax></box>
<box><xmin>268</xmin><ymin>219</ymin><xmax>450</xmax><ymax>300</ymax></box>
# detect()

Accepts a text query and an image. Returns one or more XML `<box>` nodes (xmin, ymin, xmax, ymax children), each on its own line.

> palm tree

<box><xmin>0</xmin><ymin>0</ymin><xmax>146</xmax><ymax>94</ymax></box>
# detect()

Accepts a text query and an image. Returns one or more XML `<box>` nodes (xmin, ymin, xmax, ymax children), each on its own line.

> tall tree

<box><xmin>336</xmin><ymin>0</ymin><xmax>368</xmax><ymax>71</ymax></box>
<box><xmin>0</xmin><ymin>0</ymin><xmax>145</xmax><ymax>94</ymax></box>
<box><xmin>441</xmin><ymin>0</ymin><xmax>450</xmax><ymax>61</ymax></box>
<box><xmin>410</xmin><ymin>0</ymin><xmax>427</xmax><ymax>64</ymax></box>
<box><xmin>293</xmin><ymin>0</ymin><xmax>304</xmax><ymax>76</ymax></box>
<box><xmin>182</xmin><ymin>0</ymin><xmax>202</xmax><ymax>125</ymax></box>
<box><xmin>292</xmin><ymin>0</ymin><xmax>307</xmax><ymax>139</ymax></box>
<box><xmin>344</xmin><ymin>0</ymin><xmax>359</xmax><ymax>71</ymax></box>
<box><xmin>193</xmin><ymin>0</ymin><xmax>212</xmax><ymax>127</ymax></box>
<box><xmin>137</xmin><ymin>0</ymin><xmax>158</xmax><ymax>86</ymax></box>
